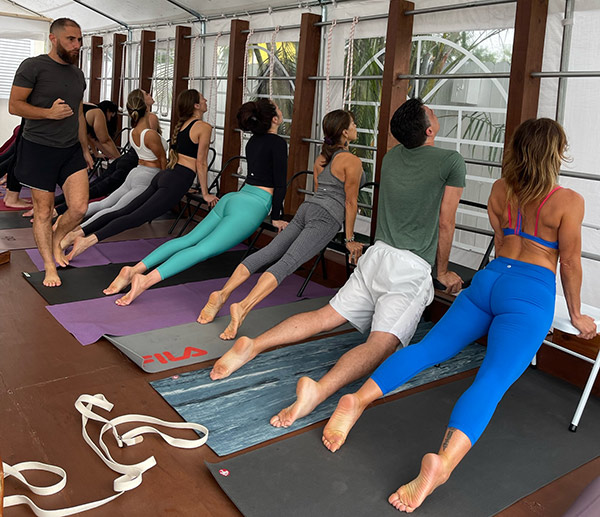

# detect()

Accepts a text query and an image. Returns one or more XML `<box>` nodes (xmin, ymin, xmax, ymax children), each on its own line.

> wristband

<box><xmin>344</xmin><ymin>235</ymin><xmax>355</xmax><ymax>243</ymax></box>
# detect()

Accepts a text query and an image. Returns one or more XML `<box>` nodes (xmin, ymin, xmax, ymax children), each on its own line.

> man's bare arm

<box><xmin>436</xmin><ymin>185</ymin><xmax>463</xmax><ymax>294</ymax></box>
<box><xmin>9</xmin><ymin>85</ymin><xmax>72</xmax><ymax>120</ymax></box>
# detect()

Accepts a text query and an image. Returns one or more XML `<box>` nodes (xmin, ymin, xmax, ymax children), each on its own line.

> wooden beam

<box><xmin>371</xmin><ymin>0</ymin><xmax>414</xmax><ymax>238</ymax></box>
<box><xmin>220</xmin><ymin>19</ymin><xmax>250</xmax><ymax>194</ymax></box>
<box><xmin>111</xmin><ymin>33</ymin><xmax>127</xmax><ymax>106</ymax></box>
<box><xmin>171</xmin><ymin>25</ymin><xmax>192</xmax><ymax>138</ymax></box>
<box><xmin>88</xmin><ymin>35</ymin><xmax>103</xmax><ymax>104</ymax></box>
<box><xmin>285</xmin><ymin>12</ymin><xmax>322</xmax><ymax>215</ymax></box>
<box><xmin>504</xmin><ymin>0</ymin><xmax>549</xmax><ymax>143</ymax></box>
<box><xmin>139</xmin><ymin>30</ymin><xmax>156</xmax><ymax>94</ymax></box>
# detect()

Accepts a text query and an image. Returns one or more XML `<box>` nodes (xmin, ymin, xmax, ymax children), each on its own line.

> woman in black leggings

<box><xmin>65</xmin><ymin>89</ymin><xmax>214</xmax><ymax>261</ymax></box>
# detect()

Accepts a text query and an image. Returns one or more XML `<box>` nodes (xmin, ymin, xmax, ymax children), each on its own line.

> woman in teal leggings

<box><xmin>106</xmin><ymin>98</ymin><xmax>287</xmax><ymax>306</ymax></box>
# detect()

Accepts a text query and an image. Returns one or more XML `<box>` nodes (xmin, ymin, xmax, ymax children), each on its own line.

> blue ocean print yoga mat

<box><xmin>151</xmin><ymin>321</ymin><xmax>487</xmax><ymax>456</ymax></box>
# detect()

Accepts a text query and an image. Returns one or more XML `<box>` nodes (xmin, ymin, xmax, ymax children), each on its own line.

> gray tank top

<box><xmin>307</xmin><ymin>149</ymin><xmax>365</xmax><ymax>224</ymax></box>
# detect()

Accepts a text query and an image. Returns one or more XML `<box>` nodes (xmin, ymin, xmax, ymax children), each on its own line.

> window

<box><xmin>0</xmin><ymin>38</ymin><xmax>34</xmax><ymax>99</ymax></box>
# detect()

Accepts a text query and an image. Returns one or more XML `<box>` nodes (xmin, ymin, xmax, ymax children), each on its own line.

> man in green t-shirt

<box><xmin>211</xmin><ymin>98</ymin><xmax>466</xmax><ymax>429</ymax></box>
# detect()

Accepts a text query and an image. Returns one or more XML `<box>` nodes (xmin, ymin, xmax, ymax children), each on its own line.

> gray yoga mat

<box><xmin>23</xmin><ymin>249</ymin><xmax>247</xmax><ymax>305</ymax></box>
<box><xmin>151</xmin><ymin>321</ymin><xmax>487</xmax><ymax>456</ymax></box>
<box><xmin>108</xmin><ymin>296</ymin><xmax>350</xmax><ymax>373</ymax></box>
<box><xmin>0</xmin><ymin>211</ymin><xmax>32</xmax><ymax>229</ymax></box>
<box><xmin>0</xmin><ymin>228</ymin><xmax>35</xmax><ymax>251</ymax></box>
<box><xmin>207</xmin><ymin>369</ymin><xmax>600</xmax><ymax>517</ymax></box>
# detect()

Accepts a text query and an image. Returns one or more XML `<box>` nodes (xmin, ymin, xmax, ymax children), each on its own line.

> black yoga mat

<box><xmin>208</xmin><ymin>369</ymin><xmax>600</xmax><ymax>517</ymax></box>
<box><xmin>0</xmin><ymin>211</ymin><xmax>32</xmax><ymax>229</ymax></box>
<box><xmin>23</xmin><ymin>249</ymin><xmax>247</xmax><ymax>305</ymax></box>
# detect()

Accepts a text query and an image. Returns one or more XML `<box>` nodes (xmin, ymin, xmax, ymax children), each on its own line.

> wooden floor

<box><xmin>1</xmin><ymin>221</ymin><xmax>598</xmax><ymax>516</ymax></box>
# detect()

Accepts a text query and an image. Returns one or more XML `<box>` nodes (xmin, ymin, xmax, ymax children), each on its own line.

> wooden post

<box><xmin>111</xmin><ymin>33</ymin><xmax>127</xmax><ymax>107</ymax></box>
<box><xmin>139</xmin><ymin>30</ymin><xmax>156</xmax><ymax>94</ymax></box>
<box><xmin>171</xmin><ymin>25</ymin><xmax>192</xmax><ymax>137</ymax></box>
<box><xmin>504</xmin><ymin>0</ymin><xmax>549</xmax><ymax>143</ymax></box>
<box><xmin>372</xmin><ymin>0</ymin><xmax>414</xmax><ymax>238</ymax></box>
<box><xmin>220</xmin><ymin>19</ymin><xmax>250</xmax><ymax>194</ymax></box>
<box><xmin>88</xmin><ymin>35</ymin><xmax>103</xmax><ymax>104</ymax></box>
<box><xmin>285</xmin><ymin>13</ymin><xmax>322</xmax><ymax>215</ymax></box>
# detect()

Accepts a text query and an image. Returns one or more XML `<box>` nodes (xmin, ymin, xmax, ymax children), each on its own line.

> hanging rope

<box><xmin>325</xmin><ymin>19</ymin><xmax>336</xmax><ymax>114</ymax></box>
<box><xmin>239</xmin><ymin>29</ymin><xmax>255</xmax><ymax>173</ymax></box>
<box><xmin>268</xmin><ymin>26</ymin><xmax>280</xmax><ymax>100</ymax></box>
<box><xmin>342</xmin><ymin>17</ymin><xmax>359</xmax><ymax>110</ymax></box>
<box><xmin>208</xmin><ymin>32</ymin><xmax>223</xmax><ymax>142</ymax></box>
<box><xmin>118</xmin><ymin>41</ymin><xmax>127</xmax><ymax>112</ymax></box>
<box><xmin>188</xmin><ymin>33</ymin><xmax>201</xmax><ymax>89</ymax></box>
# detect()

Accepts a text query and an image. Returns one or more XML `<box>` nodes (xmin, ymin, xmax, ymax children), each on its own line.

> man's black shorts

<box><xmin>16</xmin><ymin>137</ymin><xmax>87</xmax><ymax>192</ymax></box>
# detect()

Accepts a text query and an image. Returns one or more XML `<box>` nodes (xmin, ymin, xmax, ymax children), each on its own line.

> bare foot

<box><xmin>22</xmin><ymin>208</ymin><xmax>34</xmax><ymax>218</ymax></box>
<box><xmin>220</xmin><ymin>302</ymin><xmax>248</xmax><ymax>340</ymax></box>
<box><xmin>198</xmin><ymin>291</ymin><xmax>225</xmax><ymax>324</ymax></box>
<box><xmin>115</xmin><ymin>273</ymin><xmax>150</xmax><ymax>306</ymax></box>
<box><xmin>270</xmin><ymin>377</ymin><xmax>324</xmax><ymax>428</ymax></box>
<box><xmin>389</xmin><ymin>453</ymin><xmax>449</xmax><ymax>513</ymax></box>
<box><xmin>66</xmin><ymin>236</ymin><xmax>93</xmax><ymax>261</ymax></box>
<box><xmin>43</xmin><ymin>268</ymin><xmax>62</xmax><ymax>287</ymax></box>
<box><xmin>322</xmin><ymin>394</ymin><xmax>366</xmax><ymax>453</ymax></box>
<box><xmin>103</xmin><ymin>266</ymin><xmax>135</xmax><ymax>295</ymax></box>
<box><xmin>4</xmin><ymin>197</ymin><xmax>32</xmax><ymax>209</ymax></box>
<box><xmin>210</xmin><ymin>336</ymin><xmax>256</xmax><ymax>380</ymax></box>
<box><xmin>53</xmin><ymin>241</ymin><xmax>69</xmax><ymax>267</ymax></box>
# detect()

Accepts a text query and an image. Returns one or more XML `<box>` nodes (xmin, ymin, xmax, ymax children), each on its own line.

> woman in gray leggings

<box><xmin>199</xmin><ymin>109</ymin><xmax>365</xmax><ymax>340</ymax></box>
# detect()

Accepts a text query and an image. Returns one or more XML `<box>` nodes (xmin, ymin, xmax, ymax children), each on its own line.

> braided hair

<box><xmin>167</xmin><ymin>89</ymin><xmax>201</xmax><ymax>169</ymax></box>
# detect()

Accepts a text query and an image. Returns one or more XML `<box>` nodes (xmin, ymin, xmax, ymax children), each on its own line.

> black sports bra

<box><xmin>176</xmin><ymin>119</ymin><xmax>200</xmax><ymax>158</ymax></box>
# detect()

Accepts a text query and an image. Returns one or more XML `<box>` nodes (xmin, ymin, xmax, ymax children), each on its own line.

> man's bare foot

<box><xmin>270</xmin><ymin>377</ymin><xmax>324</xmax><ymax>428</ymax></box>
<box><xmin>115</xmin><ymin>273</ymin><xmax>150</xmax><ymax>306</ymax></box>
<box><xmin>22</xmin><ymin>208</ymin><xmax>34</xmax><ymax>218</ymax></box>
<box><xmin>66</xmin><ymin>236</ymin><xmax>93</xmax><ymax>261</ymax></box>
<box><xmin>198</xmin><ymin>291</ymin><xmax>225</xmax><ymax>324</ymax></box>
<box><xmin>103</xmin><ymin>266</ymin><xmax>135</xmax><ymax>295</ymax></box>
<box><xmin>322</xmin><ymin>394</ymin><xmax>366</xmax><ymax>453</ymax></box>
<box><xmin>389</xmin><ymin>453</ymin><xmax>449</xmax><ymax>513</ymax></box>
<box><xmin>43</xmin><ymin>268</ymin><xmax>62</xmax><ymax>287</ymax></box>
<box><xmin>53</xmin><ymin>241</ymin><xmax>69</xmax><ymax>267</ymax></box>
<box><xmin>3</xmin><ymin>197</ymin><xmax>32</xmax><ymax>209</ymax></box>
<box><xmin>220</xmin><ymin>302</ymin><xmax>248</xmax><ymax>340</ymax></box>
<box><xmin>210</xmin><ymin>336</ymin><xmax>256</xmax><ymax>380</ymax></box>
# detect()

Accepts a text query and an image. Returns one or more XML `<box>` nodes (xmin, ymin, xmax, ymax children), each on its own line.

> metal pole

<box><xmin>405</xmin><ymin>0</ymin><xmax>516</xmax><ymax>16</ymax></box>
<box><xmin>241</xmin><ymin>25</ymin><xmax>302</xmax><ymax>34</ymax></box>
<box><xmin>531</xmin><ymin>71</ymin><xmax>600</xmax><ymax>78</ymax></box>
<box><xmin>308</xmin><ymin>75</ymin><xmax>384</xmax><ymax>80</ymax></box>
<box><xmin>398</xmin><ymin>72</ymin><xmax>511</xmax><ymax>79</ymax></box>
<box><xmin>556</xmin><ymin>0</ymin><xmax>575</xmax><ymax>123</ymax></box>
<box><xmin>315</xmin><ymin>13</ymin><xmax>389</xmax><ymax>27</ymax></box>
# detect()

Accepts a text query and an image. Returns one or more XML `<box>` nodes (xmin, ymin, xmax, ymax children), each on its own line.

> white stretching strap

<box><xmin>2</xmin><ymin>394</ymin><xmax>208</xmax><ymax>516</ymax></box>
<box><xmin>342</xmin><ymin>17</ymin><xmax>359</xmax><ymax>110</ymax></box>
<box><xmin>268</xmin><ymin>26</ymin><xmax>280</xmax><ymax>100</ymax></box>
<box><xmin>239</xmin><ymin>28</ymin><xmax>255</xmax><ymax>173</ymax></box>
<box><xmin>160</xmin><ymin>41</ymin><xmax>171</xmax><ymax>117</ymax></box>
<box><xmin>189</xmin><ymin>33</ymin><xmax>201</xmax><ymax>89</ymax></box>
<box><xmin>208</xmin><ymin>32</ymin><xmax>223</xmax><ymax>143</ymax></box>
<box><xmin>325</xmin><ymin>19</ymin><xmax>337</xmax><ymax>114</ymax></box>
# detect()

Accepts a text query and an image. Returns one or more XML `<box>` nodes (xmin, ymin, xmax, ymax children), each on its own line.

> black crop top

<box><xmin>83</xmin><ymin>103</ymin><xmax>100</xmax><ymax>140</ymax></box>
<box><xmin>175</xmin><ymin>119</ymin><xmax>200</xmax><ymax>158</ymax></box>
<box><xmin>245</xmin><ymin>133</ymin><xmax>288</xmax><ymax>220</ymax></box>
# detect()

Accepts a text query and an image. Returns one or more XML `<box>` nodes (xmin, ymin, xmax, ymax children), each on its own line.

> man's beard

<box><xmin>57</xmin><ymin>41</ymin><xmax>79</xmax><ymax>65</ymax></box>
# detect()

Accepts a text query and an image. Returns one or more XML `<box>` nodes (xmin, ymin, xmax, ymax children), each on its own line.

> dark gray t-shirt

<box><xmin>13</xmin><ymin>54</ymin><xmax>86</xmax><ymax>148</ymax></box>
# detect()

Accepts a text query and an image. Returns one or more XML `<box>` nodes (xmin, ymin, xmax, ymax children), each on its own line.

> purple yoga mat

<box><xmin>26</xmin><ymin>239</ymin><xmax>247</xmax><ymax>270</ymax></box>
<box><xmin>47</xmin><ymin>274</ymin><xmax>335</xmax><ymax>345</ymax></box>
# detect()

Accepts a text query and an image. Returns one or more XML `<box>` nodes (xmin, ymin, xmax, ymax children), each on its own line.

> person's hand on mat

<box><xmin>272</xmin><ymin>220</ymin><xmax>288</xmax><ymax>233</ymax></box>
<box><xmin>437</xmin><ymin>270</ymin><xmax>463</xmax><ymax>295</ymax></box>
<box><xmin>571</xmin><ymin>314</ymin><xmax>598</xmax><ymax>340</ymax></box>
<box><xmin>346</xmin><ymin>241</ymin><xmax>364</xmax><ymax>265</ymax></box>
<box><xmin>203</xmin><ymin>193</ymin><xmax>219</xmax><ymax>208</ymax></box>
<box><xmin>48</xmin><ymin>98</ymin><xmax>73</xmax><ymax>120</ymax></box>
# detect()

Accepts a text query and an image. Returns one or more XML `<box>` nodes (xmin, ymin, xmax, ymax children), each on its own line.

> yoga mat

<box><xmin>47</xmin><ymin>274</ymin><xmax>335</xmax><ymax>345</ymax></box>
<box><xmin>207</xmin><ymin>369</ymin><xmax>600</xmax><ymax>517</ymax></box>
<box><xmin>23</xmin><ymin>249</ymin><xmax>248</xmax><ymax>305</ymax></box>
<box><xmin>0</xmin><ymin>198</ymin><xmax>31</xmax><ymax>211</ymax></box>
<box><xmin>107</xmin><ymin>296</ymin><xmax>351</xmax><ymax>373</ymax></box>
<box><xmin>151</xmin><ymin>322</ymin><xmax>486</xmax><ymax>456</ymax></box>
<box><xmin>0</xmin><ymin>211</ymin><xmax>32</xmax><ymax>229</ymax></box>
<box><xmin>25</xmin><ymin>237</ymin><xmax>173</xmax><ymax>271</ymax></box>
<box><xmin>0</xmin><ymin>228</ymin><xmax>35</xmax><ymax>251</ymax></box>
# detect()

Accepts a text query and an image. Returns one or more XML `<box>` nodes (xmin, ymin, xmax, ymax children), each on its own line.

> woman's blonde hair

<box><xmin>167</xmin><ymin>89</ymin><xmax>201</xmax><ymax>169</ymax></box>
<box><xmin>502</xmin><ymin>118</ymin><xmax>567</xmax><ymax>207</ymax></box>
<box><xmin>126</xmin><ymin>89</ymin><xmax>147</xmax><ymax>127</ymax></box>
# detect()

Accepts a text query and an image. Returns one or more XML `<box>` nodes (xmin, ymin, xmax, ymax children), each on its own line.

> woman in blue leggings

<box><xmin>320</xmin><ymin>118</ymin><xmax>598</xmax><ymax>513</ymax></box>
<box><xmin>105</xmin><ymin>98</ymin><xmax>288</xmax><ymax>306</ymax></box>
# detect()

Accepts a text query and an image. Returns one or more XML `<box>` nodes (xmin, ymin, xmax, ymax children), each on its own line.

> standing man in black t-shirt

<box><xmin>9</xmin><ymin>17</ymin><xmax>92</xmax><ymax>287</ymax></box>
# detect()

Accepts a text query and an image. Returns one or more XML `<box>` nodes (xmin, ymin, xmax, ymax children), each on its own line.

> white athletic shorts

<box><xmin>329</xmin><ymin>240</ymin><xmax>434</xmax><ymax>346</ymax></box>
